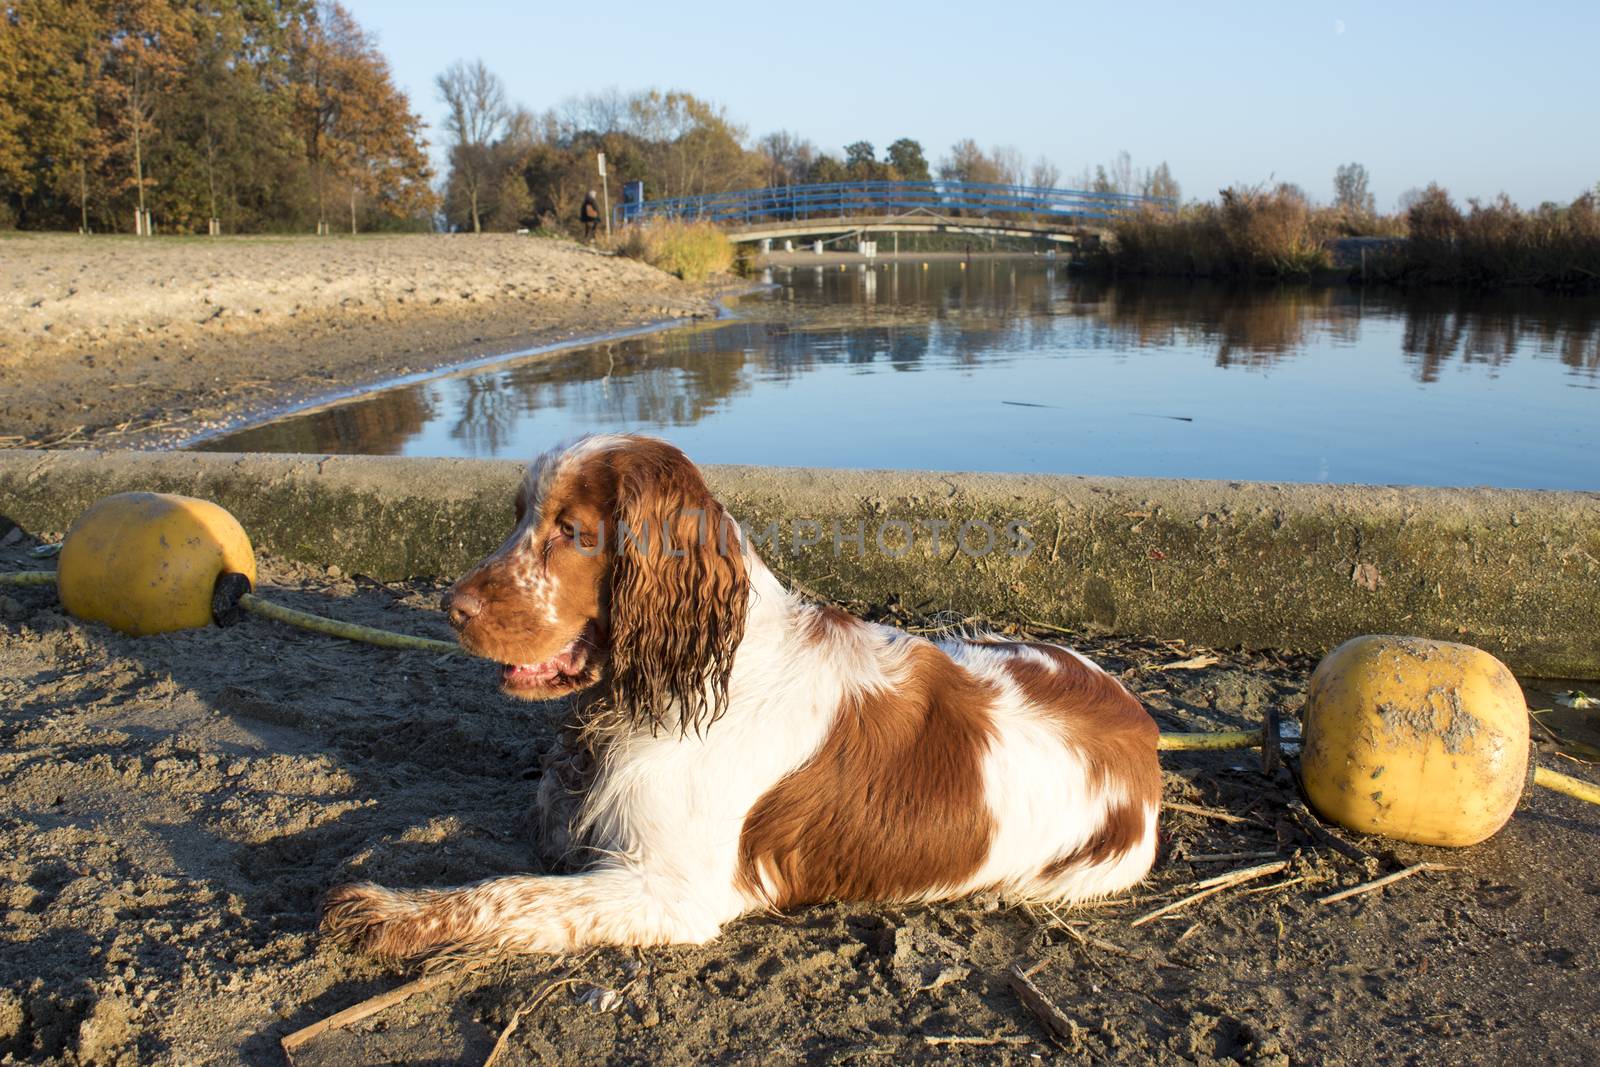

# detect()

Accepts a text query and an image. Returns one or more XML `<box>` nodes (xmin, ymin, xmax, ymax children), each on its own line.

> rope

<box><xmin>1534</xmin><ymin>766</ymin><xmax>1600</xmax><ymax>806</ymax></box>
<box><xmin>4</xmin><ymin>568</ymin><xmax>1597</xmax><ymax>808</ymax></box>
<box><xmin>0</xmin><ymin>569</ymin><xmax>457</xmax><ymax>656</ymax></box>
<box><xmin>1158</xmin><ymin>728</ymin><xmax>1263</xmax><ymax>751</ymax></box>
<box><xmin>236</xmin><ymin>592</ymin><xmax>458</xmax><ymax>655</ymax></box>
<box><xmin>0</xmin><ymin>570</ymin><xmax>56</xmax><ymax>588</ymax></box>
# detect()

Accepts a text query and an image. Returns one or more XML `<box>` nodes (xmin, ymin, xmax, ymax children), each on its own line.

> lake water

<box><xmin>196</xmin><ymin>261</ymin><xmax>1599</xmax><ymax>489</ymax></box>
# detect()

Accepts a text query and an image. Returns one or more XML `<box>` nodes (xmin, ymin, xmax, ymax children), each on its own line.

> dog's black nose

<box><xmin>442</xmin><ymin>588</ymin><xmax>482</xmax><ymax>630</ymax></box>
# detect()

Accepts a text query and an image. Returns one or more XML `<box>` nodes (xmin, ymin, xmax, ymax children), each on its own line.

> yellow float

<box><xmin>1300</xmin><ymin>635</ymin><xmax>1528</xmax><ymax>846</ymax></box>
<box><xmin>56</xmin><ymin>491</ymin><xmax>257</xmax><ymax>636</ymax></box>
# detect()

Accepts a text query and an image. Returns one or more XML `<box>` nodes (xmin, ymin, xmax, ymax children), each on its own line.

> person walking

<box><xmin>580</xmin><ymin>190</ymin><xmax>601</xmax><ymax>243</ymax></box>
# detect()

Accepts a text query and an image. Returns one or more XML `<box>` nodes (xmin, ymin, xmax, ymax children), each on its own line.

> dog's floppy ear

<box><xmin>605</xmin><ymin>441</ymin><xmax>749</xmax><ymax>734</ymax></box>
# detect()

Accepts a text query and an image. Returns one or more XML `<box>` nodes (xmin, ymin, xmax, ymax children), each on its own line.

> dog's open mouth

<box><xmin>498</xmin><ymin>622</ymin><xmax>603</xmax><ymax>695</ymax></box>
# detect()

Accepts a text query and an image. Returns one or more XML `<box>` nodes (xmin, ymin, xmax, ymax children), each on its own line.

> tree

<box><xmin>1276</xmin><ymin>181</ymin><xmax>1311</xmax><ymax>205</ymax></box>
<box><xmin>1143</xmin><ymin>161</ymin><xmax>1180</xmax><ymax>202</ymax></box>
<box><xmin>885</xmin><ymin>138</ymin><xmax>929</xmax><ymax>182</ymax></box>
<box><xmin>843</xmin><ymin>140</ymin><xmax>875</xmax><ymax>171</ymax></box>
<box><xmin>1333</xmin><ymin>162</ymin><xmax>1376</xmax><ymax>216</ymax></box>
<box><xmin>624</xmin><ymin>90</ymin><xmax>760</xmax><ymax>198</ymax></box>
<box><xmin>1029</xmin><ymin>156</ymin><xmax>1060</xmax><ymax>190</ymax></box>
<box><xmin>1396</xmin><ymin>187</ymin><xmax>1429</xmax><ymax>213</ymax></box>
<box><xmin>289</xmin><ymin>2</ymin><xmax>433</xmax><ymax>233</ymax></box>
<box><xmin>1082</xmin><ymin>150</ymin><xmax>1136</xmax><ymax>195</ymax></box>
<box><xmin>160</xmin><ymin>0</ymin><xmax>301</xmax><ymax>233</ymax></box>
<box><xmin>436</xmin><ymin>58</ymin><xmax>508</xmax><ymax>233</ymax></box>
<box><xmin>806</xmin><ymin>153</ymin><xmax>846</xmax><ymax>185</ymax></box>
<box><xmin>2</xmin><ymin>0</ymin><xmax>433</xmax><ymax>233</ymax></box>
<box><xmin>939</xmin><ymin>139</ymin><xmax>1002</xmax><ymax>184</ymax></box>
<box><xmin>97</xmin><ymin>0</ymin><xmax>193</xmax><ymax>232</ymax></box>
<box><xmin>992</xmin><ymin>145</ymin><xmax>1025</xmax><ymax>190</ymax></box>
<box><xmin>0</xmin><ymin>0</ymin><xmax>107</xmax><ymax>229</ymax></box>
<box><xmin>757</xmin><ymin>130</ymin><xmax>813</xmax><ymax>186</ymax></box>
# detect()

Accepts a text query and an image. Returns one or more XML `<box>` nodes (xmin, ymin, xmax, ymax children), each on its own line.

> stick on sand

<box><xmin>483</xmin><ymin>952</ymin><xmax>600</xmax><ymax>1067</ymax></box>
<box><xmin>1130</xmin><ymin>860</ymin><xmax>1291</xmax><ymax>927</ymax></box>
<box><xmin>281</xmin><ymin>967</ymin><xmax>469</xmax><ymax>1055</ymax></box>
<box><xmin>1163</xmin><ymin>801</ymin><xmax>1247</xmax><ymax>824</ymax></box>
<box><xmin>923</xmin><ymin>1034</ymin><xmax>1032</xmax><ymax>1047</ymax></box>
<box><xmin>1317</xmin><ymin>862</ymin><xmax>1459</xmax><ymax>905</ymax></box>
<box><xmin>1007</xmin><ymin>963</ymin><xmax>1082</xmax><ymax>1045</ymax></box>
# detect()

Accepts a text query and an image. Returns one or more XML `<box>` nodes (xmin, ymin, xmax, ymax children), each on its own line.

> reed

<box><xmin>610</xmin><ymin>219</ymin><xmax>734</xmax><ymax>282</ymax></box>
<box><xmin>1104</xmin><ymin>185</ymin><xmax>1336</xmax><ymax>279</ymax></box>
<box><xmin>1102</xmin><ymin>181</ymin><xmax>1600</xmax><ymax>291</ymax></box>
<box><xmin>1394</xmin><ymin>185</ymin><xmax>1600</xmax><ymax>290</ymax></box>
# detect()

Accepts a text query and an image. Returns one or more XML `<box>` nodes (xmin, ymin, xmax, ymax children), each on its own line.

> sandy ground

<box><xmin>0</xmin><ymin>234</ymin><xmax>720</xmax><ymax>449</ymax></box>
<box><xmin>1</xmin><ymin>526</ymin><xmax>1597</xmax><ymax>1066</ymax></box>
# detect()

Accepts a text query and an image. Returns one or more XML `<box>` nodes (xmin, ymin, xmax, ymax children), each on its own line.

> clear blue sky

<box><xmin>344</xmin><ymin>0</ymin><xmax>1599</xmax><ymax>209</ymax></box>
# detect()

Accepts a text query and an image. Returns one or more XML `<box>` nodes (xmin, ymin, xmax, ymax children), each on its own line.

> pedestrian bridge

<box><xmin>617</xmin><ymin>180</ymin><xmax>1173</xmax><ymax>245</ymax></box>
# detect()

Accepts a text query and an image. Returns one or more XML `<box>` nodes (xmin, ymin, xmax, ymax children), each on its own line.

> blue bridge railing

<box><xmin>617</xmin><ymin>180</ymin><xmax>1175</xmax><ymax>228</ymax></box>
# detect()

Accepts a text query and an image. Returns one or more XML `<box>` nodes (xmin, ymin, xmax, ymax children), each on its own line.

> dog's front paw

<box><xmin>321</xmin><ymin>882</ymin><xmax>430</xmax><ymax>961</ymax></box>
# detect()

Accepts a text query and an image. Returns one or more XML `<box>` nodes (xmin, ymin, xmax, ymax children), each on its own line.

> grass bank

<box><xmin>1095</xmin><ymin>183</ymin><xmax>1600</xmax><ymax>291</ymax></box>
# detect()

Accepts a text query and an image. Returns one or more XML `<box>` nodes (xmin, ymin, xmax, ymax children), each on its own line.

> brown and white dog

<box><xmin>322</xmin><ymin>434</ymin><xmax>1161</xmax><ymax>960</ymax></box>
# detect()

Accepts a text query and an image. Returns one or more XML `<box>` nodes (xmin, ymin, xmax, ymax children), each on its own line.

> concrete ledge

<box><xmin>2</xmin><ymin>450</ymin><xmax>1596</xmax><ymax>679</ymax></box>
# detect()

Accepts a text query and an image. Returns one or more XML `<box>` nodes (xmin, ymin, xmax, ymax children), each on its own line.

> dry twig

<box><xmin>923</xmin><ymin>1035</ymin><xmax>1032</xmax><ymax>1047</ymax></box>
<box><xmin>1152</xmin><ymin>654</ymin><xmax>1221</xmax><ymax>671</ymax></box>
<box><xmin>483</xmin><ymin>952</ymin><xmax>600</xmax><ymax>1067</ymax></box>
<box><xmin>281</xmin><ymin>964</ymin><xmax>479</xmax><ymax>1055</ymax></box>
<box><xmin>1131</xmin><ymin>860</ymin><xmax>1291</xmax><ymax>927</ymax></box>
<box><xmin>1317</xmin><ymin>863</ymin><xmax>1459</xmax><ymax>905</ymax></box>
<box><xmin>1007</xmin><ymin>963</ymin><xmax>1082</xmax><ymax>1045</ymax></box>
<box><xmin>1164</xmin><ymin>801</ymin><xmax>1247</xmax><ymax>824</ymax></box>
<box><xmin>1238</xmin><ymin>876</ymin><xmax>1307</xmax><ymax>896</ymax></box>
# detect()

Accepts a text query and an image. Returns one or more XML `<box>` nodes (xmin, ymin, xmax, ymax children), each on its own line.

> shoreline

<box><xmin>760</xmin><ymin>249</ymin><xmax>1058</xmax><ymax>268</ymax></box>
<box><xmin>0</xmin><ymin>233</ymin><xmax>728</xmax><ymax>450</ymax></box>
<box><xmin>177</xmin><ymin>291</ymin><xmax>761</xmax><ymax>451</ymax></box>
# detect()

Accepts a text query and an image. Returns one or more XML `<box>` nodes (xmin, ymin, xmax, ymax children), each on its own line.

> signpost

<box><xmin>598</xmin><ymin>152</ymin><xmax>611</xmax><ymax>240</ymax></box>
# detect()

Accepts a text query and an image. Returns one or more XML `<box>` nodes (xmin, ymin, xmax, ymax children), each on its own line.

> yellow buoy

<box><xmin>58</xmin><ymin>492</ymin><xmax>256</xmax><ymax>636</ymax></box>
<box><xmin>1301</xmin><ymin>635</ymin><xmax>1529</xmax><ymax>847</ymax></box>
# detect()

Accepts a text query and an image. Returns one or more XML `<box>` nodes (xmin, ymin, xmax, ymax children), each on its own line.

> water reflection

<box><xmin>198</xmin><ymin>263</ymin><xmax>1600</xmax><ymax>489</ymax></box>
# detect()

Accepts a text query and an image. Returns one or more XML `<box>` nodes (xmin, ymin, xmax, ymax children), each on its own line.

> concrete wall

<box><xmin>2</xmin><ymin>449</ymin><xmax>1596</xmax><ymax>679</ymax></box>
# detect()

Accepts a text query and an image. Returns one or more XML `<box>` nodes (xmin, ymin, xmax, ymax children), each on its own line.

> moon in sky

<box><xmin>1335</xmin><ymin>18</ymin><xmax>1346</xmax><ymax>35</ymax></box>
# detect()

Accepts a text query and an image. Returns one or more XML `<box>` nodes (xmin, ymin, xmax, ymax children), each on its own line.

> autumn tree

<box><xmin>288</xmin><ymin>2</ymin><xmax>433</xmax><ymax>233</ymax></box>
<box><xmin>1</xmin><ymin>1</ymin><xmax>436</xmax><ymax>233</ymax></box>
<box><xmin>885</xmin><ymin>138</ymin><xmax>929</xmax><ymax>182</ymax></box>
<box><xmin>1142</xmin><ymin>161</ymin><xmax>1180</xmax><ymax>202</ymax></box>
<box><xmin>806</xmin><ymin>153</ymin><xmax>846</xmax><ymax>185</ymax></box>
<box><xmin>150</xmin><ymin>1</ymin><xmax>303</xmax><ymax>233</ymax></box>
<box><xmin>97</xmin><ymin>0</ymin><xmax>194</xmax><ymax>232</ymax></box>
<box><xmin>1333</xmin><ymin>162</ymin><xmax>1375</xmax><ymax>216</ymax></box>
<box><xmin>0</xmin><ymin>0</ymin><xmax>108</xmax><ymax>229</ymax></box>
<box><xmin>626</xmin><ymin>90</ymin><xmax>760</xmax><ymax>198</ymax></box>
<box><xmin>842</xmin><ymin>140</ymin><xmax>879</xmax><ymax>181</ymax></box>
<box><xmin>757</xmin><ymin>130</ymin><xmax>814</xmax><ymax>186</ymax></box>
<box><xmin>992</xmin><ymin>145</ymin><xmax>1025</xmax><ymax>189</ymax></box>
<box><xmin>1087</xmin><ymin>150</ymin><xmax>1135</xmax><ymax>195</ymax></box>
<box><xmin>436</xmin><ymin>58</ymin><xmax>508</xmax><ymax>233</ymax></box>
<box><xmin>938</xmin><ymin>139</ymin><xmax>1004</xmax><ymax>185</ymax></box>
